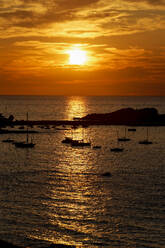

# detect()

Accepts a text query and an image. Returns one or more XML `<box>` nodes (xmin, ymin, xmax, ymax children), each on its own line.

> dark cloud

<box><xmin>15</xmin><ymin>11</ymin><xmax>76</xmax><ymax>28</ymax></box>
<box><xmin>0</xmin><ymin>8</ymin><xmax>76</xmax><ymax>28</ymax></box>
<box><xmin>0</xmin><ymin>0</ymin><xmax>100</xmax><ymax>28</ymax></box>
<box><xmin>20</xmin><ymin>0</ymin><xmax>100</xmax><ymax>10</ymax></box>
<box><xmin>20</xmin><ymin>0</ymin><xmax>165</xmax><ymax>7</ymax></box>
<box><xmin>0</xmin><ymin>0</ymin><xmax>164</xmax><ymax>30</ymax></box>
<box><xmin>55</xmin><ymin>0</ymin><xmax>100</xmax><ymax>9</ymax></box>
<box><xmin>125</xmin><ymin>0</ymin><xmax>165</xmax><ymax>5</ymax></box>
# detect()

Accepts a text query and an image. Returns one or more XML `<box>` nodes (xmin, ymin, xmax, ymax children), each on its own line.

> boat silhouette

<box><xmin>139</xmin><ymin>128</ymin><xmax>152</xmax><ymax>145</ymax></box>
<box><xmin>118</xmin><ymin>128</ymin><xmax>130</xmax><ymax>142</ymax></box>
<box><xmin>110</xmin><ymin>147</ymin><xmax>124</xmax><ymax>152</ymax></box>
<box><xmin>111</xmin><ymin>130</ymin><xmax>124</xmax><ymax>152</ymax></box>
<box><xmin>14</xmin><ymin>141</ymin><xmax>35</xmax><ymax>148</ymax></box>
<box><xmin>93</xmin><ymin>145</ymin><xmax>102</xmax><ymax>149</ymax></box>
<box><xmin>14</xmin><ymin>113</ymin><xmax>35</xmax><ymax>148</ymax></box>
<box><xmin>2</xmin><ymin>138</ymin><xmax>14</xmax><ymax>143</ymax></box>
<box><xmin>71</xmin><ymin>139</ymin><xmax>91</xmax><ymax>147</ymax></box>
<box><xmin>102</xmin><ymin>172</ymin><xmax>112</xmax><ymax>177</ymax></box>
<box><xmin>128</xmin><ymin>128</ymin><xmax>136</xmax><ymax>132</ymax></box>
<box><xmin>62</xmin><ymin>136</ymin><xmax>73</xmax><ymax>144</ymax></box>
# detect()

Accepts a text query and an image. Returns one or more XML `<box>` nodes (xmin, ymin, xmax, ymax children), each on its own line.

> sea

<box><xmin>0</xmin><ymin>95</ymin><xmax>165</xmax><ymax>248</ymax></box>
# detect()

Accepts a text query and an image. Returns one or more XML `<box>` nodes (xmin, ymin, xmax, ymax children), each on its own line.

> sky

<box><xmin>0</xmin><ymin>0</ymin><xmax>165</xmax><ymax>96</ymax></box>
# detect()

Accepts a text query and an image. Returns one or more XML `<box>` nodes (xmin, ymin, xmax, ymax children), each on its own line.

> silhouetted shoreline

<box><xmin>1</xmin><ymin>108</ymin><xmax>165</xmax><ymax>128</ymax></box>
<box><xmin>0</xmin><ymin>239</ymin><xmax>76</xmax><ymax>248</ymax></box>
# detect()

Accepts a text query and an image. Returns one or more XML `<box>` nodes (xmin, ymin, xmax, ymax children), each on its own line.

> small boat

<box><xmin>118</xmin><ymin>128</ymin><xmax>130</xmax><ymax>142</ymax></box>
<box><xmin>128</xmin><ymin>128</ymin><xmax>136</xmax><ymax>132</ymax></box>
<box><xmin>2</xmin><ymin>138</ymin><xmax>14</xmax><ymax>143</ymax></box>
<box><xmin>139</xmin><ymin>140</ymin><xmax>152</xmax><ymax>145</ymax></box>
<box><xmin>111</xmin><ymin>130</ymin><xmax>124</xmax><ymax>152</ymax></box>
<box><xmin>62</xmin><ymin>136</ymin><xmax>90</xmax><ymax>147</ymax></box>
<box><xmin>62</xmin><ymin>137</ymin><xmax>73</xmax><ymax>144</ymax></box>
<box><xmin>139</xmin><ymin>128</ymin><xmax>152</xmax><ymax>145</ymax></box>
<box><xmin>118</xmin><ymin>137</ymin><xmax>130</xmax><ymax>142</ymax></box>
<box><xmin>14</xmin><ymin>113</ymin><xmax>35</xmax><ymax>148</ymax></box>
<box><xmin>102</xmin><ymin>172</ymin><xmax>112</xmax><ymax>177</ymax></box>
<box><xmin>111</xmin><ymin>147</ymin><xmax>124</xmax><ymax>152</ymax></box>
<box><xmin>93</xmin><ymin>145</ymin><xmax>102</xmax><ymax>149</ymax></box>
<box><xmin>14</xmin><ymin>141</ymin><xmax>35</xmax><ymax>148</ymax></box>
<box><xmin>71</xmin><ymin>139</ymin><xmax>91</xmax><ymax>147</ymax></box>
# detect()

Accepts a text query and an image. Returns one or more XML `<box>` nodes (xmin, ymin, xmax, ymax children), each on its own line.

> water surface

<box><xmin>0</xmin><ymin>96</ymin><xmax>165</xmax><ymax>248</ymax></box>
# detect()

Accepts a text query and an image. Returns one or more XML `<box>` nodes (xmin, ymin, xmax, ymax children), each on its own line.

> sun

<box><xmin>68</xmin><ymin>48</ymin><xmax>87</xmax><ymax>65</ymax></box>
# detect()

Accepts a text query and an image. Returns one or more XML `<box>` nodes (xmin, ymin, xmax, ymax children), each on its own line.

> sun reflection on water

<box><xmin>66</xmin><ymin>96</ymin><xmax>87</xmax><ymax>120</ymax></box>
<box><xmin>65</xmin><ymin>127</ymin><xmax>88</xmax><ymax>142</ymax></box>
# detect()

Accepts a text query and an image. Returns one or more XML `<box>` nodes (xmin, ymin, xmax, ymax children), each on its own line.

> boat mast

<box><xmin>26</xmin><ymin>112</ymin><xmax>29</xmax><ymax>143</ymax></box>
<box><xmin>147</xmin><ymin>127</ymin><xmax>149</xmax><ymax>141</ymax></box>
<box><xmin>117</xmin><ymin>129</ymin><xmax>119</xmax><ymax>145</ymax></box>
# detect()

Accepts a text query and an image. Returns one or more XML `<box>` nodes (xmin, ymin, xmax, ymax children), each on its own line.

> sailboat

<box><xmin>14</xmin><ymin>113</ymin><xmax>35</xmax><ymax>148</ymax></box>
<box><xmin>71</xmin><ymin>127</ymin><xmax>91</xmax><ymax>147</ymax></box>
<box><xmin>62</xmin><ymin>136</ymin><xmax>73</xmax><ymax>144</ymax></box>
<box><xmin>71</xmin><ymin>139</ymin><xmax>91</xmax><ymax>147</ymax></box>
<box><xmin>111</xmin><ymin>130</ymin><xmax>124</xmax><ymax>152</ymax></box>
<box><xmin>62</xmin><ymin>127</ymin><xmax>91</xmax><ymax>147</ymax></box>
<box><xmin>118</xmin><ymin>128</ymin><xmax>130</xmax><ymax>142</ymax></box>
<box><xmin>139</xmin><ymin>128</ymin><xmax>152</xmax><ymax>145</ymax></box>
<box><xmin>62</xmin><ymin>127</ymin><xmax>74</xmax><ymax>144</ymax></box>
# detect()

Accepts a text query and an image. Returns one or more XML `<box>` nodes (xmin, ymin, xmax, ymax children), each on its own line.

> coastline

<box><xmin>0</xmin><ymin>240</ymin><xmax>76</xmax><ymax>248</ymax></box>
<box><xmin>12</xmin><ymin>107</ymin><xmax>165</xmax><ymax>127</ymax></box>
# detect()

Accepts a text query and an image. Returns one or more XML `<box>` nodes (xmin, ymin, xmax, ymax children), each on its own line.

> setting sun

<box><xmin>68</xmin><ymin>48</ymin><xmax>87</xmax><ymax>65</ymax></box>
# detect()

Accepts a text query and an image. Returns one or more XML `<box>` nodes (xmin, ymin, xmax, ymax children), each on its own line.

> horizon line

<box><xmin>0</xmin><ymin>94</ymin><xmax>165</xmax><ymax>97</ymax></box>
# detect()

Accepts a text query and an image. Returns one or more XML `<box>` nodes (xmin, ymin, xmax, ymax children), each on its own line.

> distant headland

<box><xmin>1</xmin><ymin>108</ymin><xmax>165</xmax><ymax>127</ymax></box>
<box><xmin>78</xmin><ymin>107</ymin><xmax>165</xmax><ymax>126</ymax></box>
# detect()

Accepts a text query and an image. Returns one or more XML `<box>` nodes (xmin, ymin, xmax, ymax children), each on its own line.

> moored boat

<box><xmin>71</xmin><ymin>139</ymin><xmax>91</xmax><ymax>147</ymax></box>
<box><xmin>111</xmin><ymin>147</ymin><xmax>124</xmax><ymax>152</ymax></box>
<box><xmin>62</xmin><ymin>137</ymin><xmax>73</xmax><ymax>143</ymax></box>
<box><xmin>139</xmin><ymin>128</ymin><xmax>152</xmax><ymax>145</ymax></box>
<box><xmin>13</xmin><ymin>113</ymin><xmax>35</xmax><ymax>148</ymax></box>
<box><xmin>14</xmin><ymin>141</ymin><xmax>35</xmax><ymax>148</ymax></box>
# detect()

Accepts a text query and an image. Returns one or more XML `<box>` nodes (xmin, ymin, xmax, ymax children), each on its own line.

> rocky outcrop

<box><xmin>80</xmin><ymin>107</ymin><xmax>164</xmax><ymax>125</ymax></box>
<box><xmin>0</xmin><ymin>113</ymin><xmax>14</xmax><ymax>127</ymax></box>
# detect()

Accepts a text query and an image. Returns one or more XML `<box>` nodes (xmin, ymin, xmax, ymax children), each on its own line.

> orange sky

<box><xmin>0</xmin><ymin>0</ymin><xmax>165</xmax><ymax>95</ymax></box>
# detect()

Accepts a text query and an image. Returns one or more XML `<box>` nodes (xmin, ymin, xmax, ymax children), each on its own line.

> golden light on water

<box><xmin>66</xmin><ymin>96</ymin><xmax>87</xmax><ymax>120</ymax></box>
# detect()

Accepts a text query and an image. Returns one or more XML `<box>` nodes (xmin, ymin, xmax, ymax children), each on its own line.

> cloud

<box><xmin>0</xmin><ymin>0</ymin><xmax>164</xmax><ymax>38</ymax></box>
<box><xmin>0</xmin><ymin>0</ymin><xmax>100</xmax><ymax>29</ymax></box>
<box><xmin>0</xmin><ymin>0</ymin><xmax>165</xmax><ymax>96</ymax></box>
<box><xmin>125</xmin><ymin>0</ymin><xmax>165</xmax><ymax>6</ymax></box>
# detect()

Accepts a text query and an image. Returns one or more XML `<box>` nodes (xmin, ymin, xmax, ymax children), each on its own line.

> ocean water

<box><xmin>0</xmin><ymin>96</ymin><xmax>165</xmax><ymax>248</ymax></box>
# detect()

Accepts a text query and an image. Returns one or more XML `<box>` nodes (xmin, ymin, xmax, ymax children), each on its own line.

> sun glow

<box><xmin>68</xmin><ymin>48</ymin><xmax>87</xmax><ymax>65</ymax></box>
